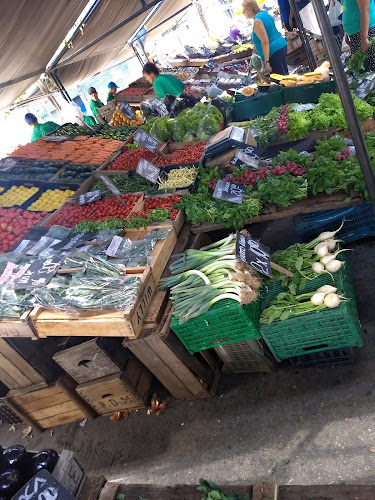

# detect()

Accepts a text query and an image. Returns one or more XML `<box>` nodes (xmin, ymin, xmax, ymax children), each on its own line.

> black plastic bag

<box><xmin>170</xmin><ymin>94</ymin><xmax>198</xmax><ymax>118</ymax></box>
<box><xmin>163</xmin><ymin>94</ymin><xmax>177</xmax><ymax>112</ymax></box>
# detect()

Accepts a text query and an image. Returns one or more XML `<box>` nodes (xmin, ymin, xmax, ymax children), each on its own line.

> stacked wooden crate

<box><xmin>53</xmin><ymin>338</ymin><xmax>152</xmax><ymax>416</ymax></box>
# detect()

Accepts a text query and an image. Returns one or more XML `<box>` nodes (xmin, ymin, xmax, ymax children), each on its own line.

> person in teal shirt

<box><xmin>107</xmin><ymin>81</ymin><xmax>118</xmax><ymax>103</ymax></box>
<box><xmin>143</xmin><ymin>63</ymin><xmax>184</xmax><ymax>98</ymax></box>
<box><xmin>342</xmin><ymin>0</ymin><xmax>375</xmax><ymax>71</ymax></box>
<box><xmin>242</xmin><ymin>0</ymin><xmax>288</xmax><ymax>74</ymax></box>
<box><xmin>24</xmin><ymin>113</ymin><xmax>59</xmax><ymax>142</ymax></box>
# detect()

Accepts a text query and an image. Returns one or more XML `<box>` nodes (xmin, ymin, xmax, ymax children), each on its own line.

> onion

<box><xmin>311</xmin><ymin>292</ymin><xmax>326</xmax><ymax>305</ymax></box>
<box><xmin>323</xmin><ymin>292</ymin><xmax>341</xmax><ymax>308</ymax></box>
<box><xmin>317</xmin><ymin>285</ymin><xmax>337</xmax><ymax>294</ymax></box>
<box><xmin>314</xmin><ymin>242</ymin><xmax>329</xmax><ymax>257</ymax></box>
<box><xmin>325</xmin><ymin>259</ymin><xmax>343</xmax><ymax>273</ymax></box>
<box><xmin>312</xmin><ymin>262</ymin><xmax>325</xmax><ymax>274</ymax></box>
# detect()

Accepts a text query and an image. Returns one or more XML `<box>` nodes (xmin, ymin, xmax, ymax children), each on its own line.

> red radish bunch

<box><xmin>271</xmin><ymin>160</ymin><xmax>306</xmax><ymax>176</ymax></box>
<box><xmin>336</xmin><ymin>148</ymin><xmax>352</xmax><ymax>161</ymax></box>
<box><xmin>276</xmin><ymin>105</ymin><xmax>289</xmax><ymax>134</ymax></box>
<box><xmin>224</xmin><ymin>167</ymin><xmax>269</xmax><ymax>189</ymax></box>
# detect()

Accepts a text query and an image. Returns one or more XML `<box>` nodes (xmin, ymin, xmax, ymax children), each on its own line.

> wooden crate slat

<box><xmin>8</xmin><ymin>384</ymin><xmax>60</xmax><ymax>405</ymax></box>
<box><xmin>38</xmin><ymin>409</ymin><xmax>85</xmax><ymax>430</ymax></box>
<box><xmin>28</xmin><ymin>400</ymin><xmax>78</xmax><ymax>420</ymax></box>
<box><xmin>20</xmin><ymin>391</ymin><xmax>66</xmax><ymax>413</ymax></box>
<box><xmin>0</xmin><ymin>338</ymin><xmax>45</xmax><ymax>388</ymax></box>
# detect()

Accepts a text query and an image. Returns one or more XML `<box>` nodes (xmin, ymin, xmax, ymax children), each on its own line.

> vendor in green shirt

<box><xmin>143</xmin><ymin>62</ymin><xmax>184</xmax><ymax>98</ymax></box>
<box><xmin>25</xmin><ymin>113</ymin><xmax>59</xmax><ymax>142</ymax></box>
<box><xmin>88</xmin><ymin>87</ymin><xmax>106</xmax><ymax>124</ymax></box>
<box><xmin>107</xmin><ymin>81</ymin><xmax>119</xmax><ymax>103</ymax></box>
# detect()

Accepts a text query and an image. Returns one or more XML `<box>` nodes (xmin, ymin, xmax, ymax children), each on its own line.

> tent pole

<box><xmin>311</xmin><ymin>0</ymin><xmax>375</xmax><ymax>209</ymax></box>
<box><xmin>288</xmin><ymin>0</ymin><xmax>316</xmax><ymax>70</ymax></box>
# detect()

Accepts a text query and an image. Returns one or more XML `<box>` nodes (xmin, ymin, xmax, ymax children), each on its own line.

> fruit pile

<box><xmin>0</xmin><ymin>186</ymin><xmax>39</xmax><ymax>207</ymax></box>
<box><xmin>154</xmin><ymin>143</ymin><xmax>206</xmax><ymax>166</ymax></box>
<box><xmin>110</xmin><ymin>107</ymin><xmax>143</xmax><ymax>127</ymax></box>
<box><xmin>50</xmin><ymin>193</ymin><xmax>141</xmax><ymax>227</ymax></box>
<box><xmin>28</xmin><ymin>188</ymin><xmax>76</xmax><ymax>212</ymax></box>
<box><xmin>0</xmin><ymin>208</ymin><xmax>46</xmax><ymax>253</ymax></box>
<box><xmin>9</xmin><ymin>137</ymin><xmax>122</xmax><ymax>164</ymax></box>
<box><xmin>107</xmin><ymin>148</ymin><xmax>155</xmax><ymax>170</ymax></box>
<box><xmin>118</xmin><ymin>87</ymin><xmax>148</xmax><ymax>96</ymax></box>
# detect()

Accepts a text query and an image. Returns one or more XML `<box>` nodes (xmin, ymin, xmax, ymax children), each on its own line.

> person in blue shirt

<box><xmin>342</xmin><ymin>0</ymin><xmax>375</xmax><ymax>70</ymax></box>
<box><xmin>243</xmin><ymin>0</ymin><xmax>288</xmax><ymax>74</ymax></box>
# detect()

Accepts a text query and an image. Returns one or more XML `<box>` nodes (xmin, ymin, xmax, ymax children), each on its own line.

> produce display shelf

<box><xmin>171</xmin><ymin>298</ymin><xmax>261</xmax><ymax>354</ymax></box>
<box><xmin>260</xmin><ymin>261</ymin><xmax>363</xmax><ymax>361</ymax></box>
<box><xmin>0</xmin><ymin>310</ymin><xmax>37</xmax><ymax>339</ymax></box>
<box><xmin>282</xmin><ymin>80</ymin><xmax>336</xmax><ymax>104</ymax></box>
<box><xmin>232</xmin><ymin>88</ymin><xmax>283</xmax><ymax>121</ymax></box>
<box><xmin>294</xmin><ymin>202</ymin><xmax>375</xmax><ymax>244</ymax></box>
<box><xmin>29</xmin><ymin>268</ymin><xmax>156</xmax><ymax>339</ymax></box>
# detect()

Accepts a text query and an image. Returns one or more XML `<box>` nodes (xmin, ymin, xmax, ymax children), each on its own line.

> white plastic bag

<box><xmin>328</xmin><ymin>0</ymin><xmax>342</xmax><ymax>27</ymax></box>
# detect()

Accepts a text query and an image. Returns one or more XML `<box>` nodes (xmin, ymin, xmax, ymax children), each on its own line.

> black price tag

<box><xmin>0</xmin><ymin>158</ymin><xmax>18</xmax><ymax>171</ymax></box>
<box><xmin>149</xmin><ymin>98</ymin><xmax>169</xmax><ymax>116</ymax></box>
<box><xmin>136</xmin><ymin>158</ymin><xmax>160</xmax><ymax>183</ymax></box>
<box><xmin>13</xmin><ymin>469</ymin><xmax>75</xmax><ymax>500</ymax></box>
<box><xmin>51</xmin><ymin>232</ymin><xmax>97</xmax><ymax>251</ymax></box>
<box><xmin>79</xmin><ymin>190</ymin><xmax>102</xmax><ymax>205</ymax></box>
<box><xmin>236</xmin><ymin>233</ymin><xmax>272</xmax><ymax>277</ymax></box>
<box><xmin>43</xmin><ymin>135</ymin><xmax>70</xmax><ymax>142</ymax></box>
<box><xmin>120</xmin><ymin>101</ymin><xmax>135</xmax><ymax>120</ymax></box>
<box><xmin>213</xmin><ymin>179</ymin><xmax>245</xmax><ymax>204</ymax></box>
<box><xmin>14</xmin><ymin>255</ymin><xmax>63</xmax><ymax>289</ymax></box>
<box><xmin>99</xmin><ymin>175</ymin><xmax>121</xmax><ymax>196</ymax></box>
<box><xmin>134</xmin><ymin>129</ymin><xmax>159</xmax><ymax>153</ymax></box>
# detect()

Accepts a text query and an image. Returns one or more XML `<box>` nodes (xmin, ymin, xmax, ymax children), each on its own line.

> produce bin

<box><xmin>282</xmin><ymin>80</ymin><xmax>336</xmax><ymax>104</ymax></box>
<box><xmin>170</xmin><ymin>298</ymin><xmax>261</xmax><ymax>354</ymax></box>
<box><xmin>24</xmin><ymin>181</ymin><xmax>80</xmax><ymax>212</ymax></box>
<box><xmin>155</xmin><ymin>162</ymin><xmax>199</xmax><ymax>194</ymax></box>
<box><xmin>260</xmin><ymin>262</ymin><xmax>363</xmax><ymax>361</ymax></box>
<box><xmin>232</xmin><ymin>89</ymin><xmax>283</xmax><ymax>121</ymax></box>
<box><xmin>294</xmin><ymin>203</ymin><xmax>375</xmax><ymax>243</ymax></box>
<box><xmin>289</xmin><ymin>346</ymin><xmax>355</xmax><ymax>367</ymax></box>
<box><xmin>214</xmin><ymin>339</ymin><xmax>275</xmax><ymax>373</ymax></box>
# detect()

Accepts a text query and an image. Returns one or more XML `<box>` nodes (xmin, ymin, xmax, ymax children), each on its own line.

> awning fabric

<box><xmin>0</xmin><ymin>0</ymin><xmax>88</xmax><ymax>109</ymax></box>
<box><xmin>56</xmin><ymin>0</ymin><xmax>156</xmax><ymax>88</ymax></box>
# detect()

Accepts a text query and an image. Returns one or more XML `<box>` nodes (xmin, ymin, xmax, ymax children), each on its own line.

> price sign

<box><xmin>149</xmin><ymin>98</ymin><xmax>169</xmax><ymax>116</ymax></box>
<box><xmin>13</xmin><ymin>469</ymin><xmax>75</xmax><ymax>500</ymax></box>
<box><xmin>136</xmin><ymin>158</ymin><xmax>160</xmax><ymax>183</ymax></box>
<box><xmin>14</xmin><ymin>255</ymin><xmax>63</xmax><ymax>289</ymax></box>
<box><xmin>120</xmin><ymin>101</ymin><xmax>135</xmax><ymax>120</ymax></box>
<box><xmin>51</xmin><ymin>232</ymin><xmax>97</xmax><ymax>251</ymax></box>
<box><xmin>79</xmin><ymin>190</ymin><xmax>102</xmax><ymax>205</ymax></box>
<box><xmin>133</xmin><ymin>129</ymin><xmax>159</xmax><ymax>153</ymax></box>
<box><xmin>213</xmin><ymin>179</ymin><xmax>245</xmax><ymax>204</ymax></box>
<box><xmin>43</xmin><ymin>135</ymin><xmax>70</xmax><ymax>142</ymax></box>
<box><xmin>354</xmin><ymin>76</ymin><xmax>375</xmax><ymax>99</ymax></box>
<box><xmin>99</xmin><ymin>175</ymin><xmax>121</xmax><ymax>197</ymax></box>
<box><xmin>236</xmin><ymin>233</ymin><xmax>272</xmax><ymax>277</ymax></box>
<box><xmin>230</xmin><ymin>146</ymin><xmax>263</xmax><ymax>169</ymax></box>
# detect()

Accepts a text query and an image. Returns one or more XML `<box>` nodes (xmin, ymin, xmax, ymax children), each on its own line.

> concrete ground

<box><xmin>1</xmin><ymin>217</ymin><xmax>375</xmax><ymax>487</ymax></box>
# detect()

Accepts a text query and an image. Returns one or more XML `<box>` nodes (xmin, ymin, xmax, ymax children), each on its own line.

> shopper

<box><xmin>342</xmin><ymin>0</ymin><xmax>375</xmax><ymax>70</ymax></box>
<box><xmin>242</xmin><ymin>0</ymin><xmax>288</xmax><ymax>74</ymax></box>
<box><xmin>24</xmin><ymin>113</ymin><xmax>59</xmax><ymax>143</ymax></box>
<box><xmin>107</xmin><ymin>82</ymin><xmax>119</xmax><ymax>103</ymax></box>
<box><xmin>142</xmin><ymin>63</ymin><xmax>184</xmax><ymax>98</ymax></box>
<box><xmin>277</xmin><ymin>0</ymin><xmax>295</xmax><ymax>31</ymax></box>
<box><xmin>88</xmin><ymin>87</ymin><xmax>106</xmax><ymax>124</ymax></box>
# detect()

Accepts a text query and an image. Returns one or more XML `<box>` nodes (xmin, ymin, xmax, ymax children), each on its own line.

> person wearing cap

<box><xmin>24</xmin><ymin>113</ymin><xmax>59</xmax><ymax>143</ymax></box>
<box><xmin>142</xmin><ymin>62</ymin><xmax>184</xmax><ymax>98</ymax></box>
<box><xmin>107</xmin><ymin>82</ymin><xmax>119</xmax><ymax>103</ymax></box>
<box><xmin>88</xmin><ymin>87</ymin><xmax>106</xmax><ymax>124</ymax></box>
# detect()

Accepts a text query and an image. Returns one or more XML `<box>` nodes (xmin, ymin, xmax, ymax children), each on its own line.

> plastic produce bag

<box><xmin>170</xmin><ymin>119</ymin><xmax>186</xmax><ymax>142</ymax></box>
<box><xmin>170</xmin><ymin>94</ymin><xmax>198</xmax><ymax>118</ymax></box>
<box><xmin>328</xmin><ymin>0</ymin><xmax>342</xmax><ymax>27</ymax></box>
<box><xmin>150</xmin><ymin>117</ymin><xmax>172</xmax><ymax>142</ymax></box>
<box><xmin>196</xmin><ymin>113</ymin><xmax>221</xmax><ymax>140</ymax></box>
<box><xmin>140</xmin><ymin>101</ymin><xmax>159</xmax><ymax>121</ymax></box>
<box><xmin>30</xmin><ymin>276</ymin><xmax>70</xmax><ymax>311</ymax></box>
<box><xmin>163</xmin><ymin>94</ymin><xmax>177</xmax><ymax>112</ymax></box>
<box><xmin>46</xmin><ymin>226</ymin><xmax>72</xmax><ymax>240</ymax></box>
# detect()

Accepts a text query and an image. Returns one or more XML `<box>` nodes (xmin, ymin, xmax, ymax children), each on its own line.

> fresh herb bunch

<box><xmin>92</xmin><ymin>173</ymin><xmax>153</xmax><ymax>194</ymax></box>
<box><xmin>252</xmin><ymin>175</ymin><xmax>308</xmax><ymax>207</ymax></box>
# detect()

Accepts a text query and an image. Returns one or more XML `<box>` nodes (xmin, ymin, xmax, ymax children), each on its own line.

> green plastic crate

<box><xmin>282</xmin><ymin>80</ymin><xmax>336</xmax><ymax>104</ymax></box>
<box><xmin>170</xmin><ymin>298</ymin><xmax>261</xmax><ymax>354</ymax></box>
<box><xmin>260</xmin><ymin>263</ymin><xmax>362</xmax><ymax>361</ymax></box>
<box><xmin>232</xmin><ymin>89</ymin><xmax>283</xmax><ymax>121</ymax></box>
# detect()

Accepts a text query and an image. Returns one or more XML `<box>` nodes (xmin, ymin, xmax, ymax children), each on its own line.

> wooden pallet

<box><xmin>6</xmin><ymin>375</ymin><xmax>96</xmax><ymax>432</ymax></box>
<box><xmin>53</xmin><ymin>338</ymin><xmax>131</xmax><ymax>384</ymax></box>
<box><xmin>29</xmin><ymin>269</ymin><xmax>156</xmax><ymax>339</ymax></box>
<box><xmin>191</xmin><ymin>191</ymin><xmax>364</xmax><ymax>234</ymax></box>
<box><xmin>97</xmin><ymin>481</ymin><xmax>375</xmax><ymax>500</ymax></box>
<box><xmin>0</xmin><ymin>337</ymin><xmax>61</xmax><ymax>389</ymax></box>
<box><xmin>76</xmin><ymin>356</ymin><xmax>152</xmax><ymax>415</ymax></box>
<box><xmin>0</xmin><ymin>310</ymin><xmax>36</xmax><ymax>338</ymax></box>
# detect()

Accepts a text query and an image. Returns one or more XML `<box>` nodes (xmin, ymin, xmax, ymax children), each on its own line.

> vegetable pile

<box><xmin>9</xmin><ymin>137</ymin><xmax>122</xmax><ymax>164</ymax></box>
<box><xmin>160</xmin><ymin>234</ymin><xmax>261</xmax><ymax>323</ymax></box>
<box><xmin>155</xmin><ymin>143</ymin><xmax>205</xmax><ymax>166</ymax></box>
<box><xmin>50</xmin><ymin>193</ymin><xmax>141</xmax><ymax>228</ymax></box>
<box><xmin>92</xmin><ymin>173</ymin><xmax>153</xmax><ymax>194</ymax></box>
<box><xmin>0</xmin><ymin>160</ymin><xmax>63</xmax><ymax>181</ymax></box>
<box><xmin>99</xmin><ymin>125</ymin><xmax>138</xmax><ymax>141</ymax></box>
<box><xmin>54</xmin><ymin>164</ymin><xmax>96</xmax><ymax>183</ymax></box>
<box><xmin>0</xmin><ymin>208</ymin><xmax>46</xmax><ymax>253</ymax></box>
<box><xmin>27</xmin><ymin>188</ymin><xmax>76</xmax><ymax>212</ymax></box>
<box><xmin>107</xmin><ymin>148</ymin><xmax>155</xmax><ymax>171</ymax></box>
<box><xmin>158</xmin><ymin>166</ymin><xmax>197</xmax><ymax>189</ymax></box>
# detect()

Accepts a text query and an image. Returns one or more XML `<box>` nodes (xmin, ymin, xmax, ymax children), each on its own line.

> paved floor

<box><xmin>1</xmin><ymin>218</ymin><xmax>375</xmax><ymax>487</ymax></box>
